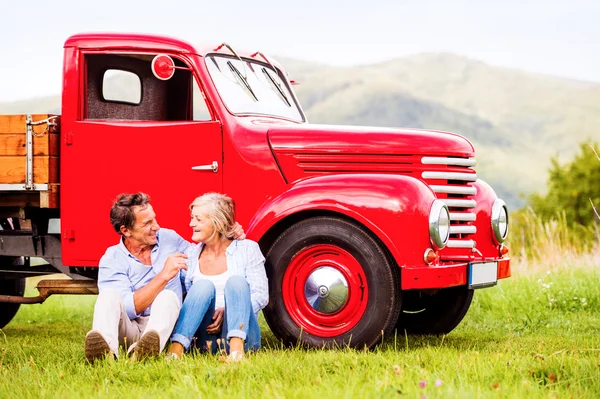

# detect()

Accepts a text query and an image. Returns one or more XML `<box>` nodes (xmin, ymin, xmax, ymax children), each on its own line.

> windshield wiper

<box><xmin>262</xmin><ymin>68</ymin><xmax>291</xmax><ymax>107</ymax></box>
<box><xmin>227</xmin><ymin>61</ymin><xmax>258</xmax><ymax>102</ymax></box>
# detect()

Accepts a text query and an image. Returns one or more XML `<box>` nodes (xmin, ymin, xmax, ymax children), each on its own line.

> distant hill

<box><xmin>3</xmin><ymin>53</ymin><xmax>599</xmax><ymax>209</ymax></box>
<box><xmin>281</xmin><ymin>53</ymin><xmax>600</xmax><ymax>208</ymax></box>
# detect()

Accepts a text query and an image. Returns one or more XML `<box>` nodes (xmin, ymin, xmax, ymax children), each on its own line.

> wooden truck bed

<box><xmin>0</xmin><ymin>114</ymin><xmax>60</xmax><ymax>208</ymax></box>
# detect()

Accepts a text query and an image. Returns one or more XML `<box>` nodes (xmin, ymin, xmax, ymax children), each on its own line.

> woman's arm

<box><xmin>244</xmin><ymin>241</ymin><xmax>269</xmax><ymax>314</ymax></box>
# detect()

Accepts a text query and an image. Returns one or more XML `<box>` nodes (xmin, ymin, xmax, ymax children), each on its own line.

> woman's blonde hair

<box><xmin>189</xmin><ymin>193</ymin><xmax>236</xmax><ymax>240</ymax></box>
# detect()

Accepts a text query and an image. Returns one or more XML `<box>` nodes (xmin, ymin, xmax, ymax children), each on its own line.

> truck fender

<box><xmin>247</xmin><ymin>173</ymin><xmax>437</xmax><ymax>266</ymax></box>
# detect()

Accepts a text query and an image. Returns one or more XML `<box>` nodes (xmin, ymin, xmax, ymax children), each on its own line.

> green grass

<box><xmin>1</xmin><ymin>265</ymin><xmax>599</xmax><ymax>398</ymax></box>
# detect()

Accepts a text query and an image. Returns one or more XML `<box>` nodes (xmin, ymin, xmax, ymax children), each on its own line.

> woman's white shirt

<box><xmin>191</xmin><ymin>267</ymin><xmax>231</xmax><ymax>309</ymax></box>
<box><xmin>182</xmin><ymin>239</ymin><xmax>269</xmax><ymax>317</ymax></box>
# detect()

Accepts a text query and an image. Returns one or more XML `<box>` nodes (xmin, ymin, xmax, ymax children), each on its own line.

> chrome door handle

<box><xmin>191</xmin><ymin>161</ymin><xmax>219</xmax><ymax>173</ymax></box>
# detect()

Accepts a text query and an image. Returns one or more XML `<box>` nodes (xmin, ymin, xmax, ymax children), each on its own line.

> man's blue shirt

<box><xmin>98</xmin><ymin>228</ymin><xmax>191</xmax><ymax>320</ymax></box>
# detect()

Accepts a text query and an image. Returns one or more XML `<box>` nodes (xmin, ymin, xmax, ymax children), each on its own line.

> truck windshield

<box><xmin>206</xmin><ymin>55</ymin><xmax>304</xmax><ymax>122</ymax></box>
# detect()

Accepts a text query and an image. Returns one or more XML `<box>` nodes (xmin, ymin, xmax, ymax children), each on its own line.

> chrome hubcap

<box><xmin>304</xmin><ymin>266</ymin><xmax>349</xmax><ymax>314</ymax></box>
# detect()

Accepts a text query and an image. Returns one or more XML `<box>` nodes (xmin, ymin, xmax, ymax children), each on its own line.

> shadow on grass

<box><xmin>260</xmin><ymin>327</ymin><xmax>509</xmax><ymax>353</ymax></box>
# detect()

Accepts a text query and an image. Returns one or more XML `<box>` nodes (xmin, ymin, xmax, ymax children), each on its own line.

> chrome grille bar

<box><xmin>421</xmin><ymin>157</ymin><xmax>476</xmax><ymax>167</ymax></box>
<box><xmin>447</xmin><ymin>239</ymin><xmax>476</xmax><ymax>249</ymax></box>
<box><xmin>422</xmin><ymin>172</ymin><xmax>477</xmax><ymax>181</ymax></box>
<box><xmin>430</xmin><ymin>185</ymin><xmax>477</xmax><ymax>195</ymax></box>
<box><xmin>450</xmin><ymin>226</ymin><xmax>477</xmax><ymax>234</ymax></box>
<box><xmin>450</xmin><ymin>213</ymin><xmax>477</xmax><ymax>222</ymax></box>
<box><xmin>442</xmin><ymin>199</ymin><xmax>476</xmax><ymax>208</ymax></box>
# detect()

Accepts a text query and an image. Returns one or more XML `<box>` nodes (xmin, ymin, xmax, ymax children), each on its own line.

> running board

<box><xmin>0</xmin><ymin>279</ymin><xmax>98</xmax><ymax>304</ymax></box>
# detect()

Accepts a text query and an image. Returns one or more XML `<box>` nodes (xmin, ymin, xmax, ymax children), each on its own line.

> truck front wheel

<box><xmin>263</xmin><ymin>217</ymin><xmax>401</xmax><ymax>349</ymax></box>
<box><xmin>395</xmin><ymin>286</ymin><xmax>474</xmax><ymax>335</ymax></box>
<box><xmin>0</xmin><ymin>276</ymin><xmax>26</xmax><ymax>329</ymax></box>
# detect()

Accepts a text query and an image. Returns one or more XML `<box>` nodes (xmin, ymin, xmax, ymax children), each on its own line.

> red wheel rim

<box><xmin>282</xmin><ymin>244</ymin><xmax>369</xmax><ymax>337</ymax></box>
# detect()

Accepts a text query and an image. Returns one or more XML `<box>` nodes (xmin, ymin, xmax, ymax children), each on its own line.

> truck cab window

<box><xmin>102</xmin><ymin>70</ymin><xmax>141</xmax><ymax>104</ymax></box>
<box><xmin>193</xmin><ymin>78</ymin><xmax>211</xmax><ymax>120</ymax></box>
<box><xmin>85</xmin><ymin>53</ymin><xmax>211</xmax><ymax>121</ymax></box>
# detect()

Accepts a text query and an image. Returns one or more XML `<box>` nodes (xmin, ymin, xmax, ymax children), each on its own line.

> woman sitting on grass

<box><xmin>168</xmin><ymin>193</ymin><xmax>268</xmax><ymax>361</ymax></box>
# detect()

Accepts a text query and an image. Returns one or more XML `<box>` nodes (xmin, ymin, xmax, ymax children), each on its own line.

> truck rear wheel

<box><xmin>395</xmin><ymin>286</ymin><xmax>473</xmax><ymax>335</ymax></box>
<box><xmin>263</xmin><ymin>217</ymin><xmax>401</xmax><ymax>349</ymax></box>
<box><xmin>0</xmin><ymin>273</ymin><xmax>26</xmax><ymax>329</ymax></box>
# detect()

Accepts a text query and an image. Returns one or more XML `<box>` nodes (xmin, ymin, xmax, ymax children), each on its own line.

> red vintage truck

<box><xmin>0</xmin><ymin>33</ymin><xmax>510</xmax><ymax>349</ymax></box>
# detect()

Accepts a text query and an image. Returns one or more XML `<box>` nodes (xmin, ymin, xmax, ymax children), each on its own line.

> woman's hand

<box><xmin>233</xmin><ymin>222</ymin><xmax>246</xmax><ymax>240</ymax></box>
<box><xmin>206</xmin><ymin>307</ymin><xmax>224</xmax><ymax>334</ymax></box>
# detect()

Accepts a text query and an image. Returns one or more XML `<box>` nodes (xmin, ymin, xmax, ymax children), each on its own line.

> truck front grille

<box><xmin>421</xmin><ymin>157</ymin><xmax>477</xmax><ymax>249</ymax></box>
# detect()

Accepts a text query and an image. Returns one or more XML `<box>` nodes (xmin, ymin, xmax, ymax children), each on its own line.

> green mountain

<box><xmin>281</xmin><ymin>54</ymin><xmax>600</xmax><ymax>209</ymax></box>
<box><xmin>3</xmin><ymin>53</ymin><xmax>599</xmax><ymax>210</ymax></box>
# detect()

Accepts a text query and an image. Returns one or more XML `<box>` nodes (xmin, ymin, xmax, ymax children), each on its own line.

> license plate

<box><xmin>468</xmin><ymin>261</ymin><xmax>498</xmax><ymax>288</ymax></box>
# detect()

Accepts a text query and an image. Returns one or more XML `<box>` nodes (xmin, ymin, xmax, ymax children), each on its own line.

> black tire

<box><xmin>395</xmin><ymin>286</ymin><xmax>474</xmax><ymax>335</ymax></box>
<box><xmin>0</xmin><ymin>268</ymin><xmax>26</xmax><ymax>329</ymax></box>
<box><xmin>263</xmin><ymin>216</ymin><xmax>401</xmax><ymax>349</ymax></box>
<box><xmin>0</xmin><ymin>218</ymin><xmax>26</xmax><ymax>329</ymax></box>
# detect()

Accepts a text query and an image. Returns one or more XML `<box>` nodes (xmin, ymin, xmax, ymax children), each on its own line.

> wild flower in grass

<box><xmin>392</xmin><ymin>365</ymin><xmax>402</xmax><ymax>376</ymax></box>
<box><xmin>216</xmin><ymin>338</ymin><xmax>226</xmax><ymax>355</ymax></box>
<box><xmin>419</xmin><ymin>380</ymin><xmax>426</xmax><ymax>388</ymax></box>
<box><xmin>435</xmin><ymin>379</ymin><xmax>443</xmax><ymax>387</ymax></box>
<box><xmin>537</xmin><ymin>275</ymin><xmax>557</xmax><ymax>308</ymax></box>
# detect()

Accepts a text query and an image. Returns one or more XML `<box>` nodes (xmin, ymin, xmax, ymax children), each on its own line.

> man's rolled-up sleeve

<box><xmin>97</xmin><ymin>257</ymin><xmax>139</xmax><ymax>320</ymax></box>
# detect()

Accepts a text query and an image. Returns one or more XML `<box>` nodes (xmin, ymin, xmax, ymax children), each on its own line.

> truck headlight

<box><xmin>491</xmin><ymin>199</ymin><xmax>508</xmax><ymax>243</ymax></box>
<box><xmin>429</xmin><ymin>200</ymin><xmax>450</xmax><ymax>249</ymax></box>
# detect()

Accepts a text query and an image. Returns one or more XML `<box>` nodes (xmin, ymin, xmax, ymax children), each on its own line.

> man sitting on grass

<box><xmin>84</xmin><ymin>192</ymin><xmax>244</xmax><ymax>363</ymax></box>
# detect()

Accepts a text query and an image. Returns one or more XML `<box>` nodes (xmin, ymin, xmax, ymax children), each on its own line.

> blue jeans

<box><xmin>170</xmin><ymin>275</ymin><xmax>261</xmax><ymax>354</ymax></box>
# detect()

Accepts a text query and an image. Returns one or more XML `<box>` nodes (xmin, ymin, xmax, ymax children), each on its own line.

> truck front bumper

<box><xmin>401</xmin><ymin>258</ymin><xmax>510</xmax><ymax>290</ymax></box>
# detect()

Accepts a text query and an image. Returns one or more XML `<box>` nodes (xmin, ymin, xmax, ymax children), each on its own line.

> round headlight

<box><xmin>491</xmin><ymin>199</ymin><xmax>508</xmax><ymax>243</ymax></box>
<box><xmin>429</xmin><ymin>200</ymin><xmax>450</xmax><ymax>249</ymax></box>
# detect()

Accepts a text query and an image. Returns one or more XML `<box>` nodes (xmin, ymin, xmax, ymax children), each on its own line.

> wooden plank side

<box><xmin>0</xmin><ymin>134</ymin><xmax>56</xmax><ymax>156</ymax></box>
<box><xmin>40</xmin><ymin>183</ymin><xmax>60</xmax><ymax>208</ymax></box>
<box><xmin>0</xmin><ymin>156</ymin><xmax>51</xmax><ymax>184</ymax></box>
<box><xmin>49</xmin><ymin>132</ymin><xmax>60</xmax><ymax>156</ymax></box>
<box><xmin>0</xmin><ymin>115</ymin><xmax>27</xmax><ymax>134</ymax></box>
<box><xmin>48</xmin><ymin>156</ymin><xmax>59</xmax><ymax>183</ymax></box>
<box><xmin>0</xmin><ymin>190</ymin><xmax>58</xmax><ymax>208</ymax></box>
<box><xmin>0</xmin><ymin>114</ymin><xmax>50</xmax><ymax>135</ymax></box>
<box><xmin>0</xmin><ymin>192</ymin><xmax>41</xmax><ymax>207</ymax></box>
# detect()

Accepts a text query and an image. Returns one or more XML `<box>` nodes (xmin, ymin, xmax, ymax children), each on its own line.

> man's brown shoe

<box><xmin>132</xmin><ymin>330</ymin><xmax>161</xmax><ymax>361</ymax></box>
<box><xmin>84</xmin><ymin>330</ymin><xmax>113</xmax><ymax>363</ymax></box>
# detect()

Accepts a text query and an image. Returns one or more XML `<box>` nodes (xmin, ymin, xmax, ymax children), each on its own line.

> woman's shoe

<box><xmin>219</xmin><ymin>350</ymin><xmax>243</xmax><ymax>363</ymax></box>
<box><xmin>167</xmin><ymin>342</ymin><xmax>185</xmax><ymax>360</ymax></box>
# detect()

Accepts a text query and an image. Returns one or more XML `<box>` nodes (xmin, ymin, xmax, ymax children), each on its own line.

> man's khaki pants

<box><xmin>91</xmin><ymin>289</ymin><xmax>181</xmax><ymax>356</ymax></box>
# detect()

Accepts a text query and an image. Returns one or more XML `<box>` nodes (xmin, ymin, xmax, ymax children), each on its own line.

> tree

<box><xmin>529</xmin><ymin>140</ymin><xmax>600</xmax><ymax>228</ymax></box>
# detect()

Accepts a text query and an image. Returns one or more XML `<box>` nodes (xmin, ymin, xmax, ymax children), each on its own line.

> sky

<box><xmin>1</xmin><ymin>0</ymin><xmax>599</xmax><ymax>102</ymax></box>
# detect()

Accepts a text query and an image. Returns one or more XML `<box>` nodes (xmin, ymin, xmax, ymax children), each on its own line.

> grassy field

<box><xmin>1</xmin><ymin>259</ymin><xmax>599</xmax><ymax>398</ymax></box>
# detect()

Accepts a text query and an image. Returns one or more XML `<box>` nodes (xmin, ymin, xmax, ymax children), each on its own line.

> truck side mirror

<box><xmin>151</xmin><ymin>54</ymin><xmax>176</xmax><ymax>80</ymax></box>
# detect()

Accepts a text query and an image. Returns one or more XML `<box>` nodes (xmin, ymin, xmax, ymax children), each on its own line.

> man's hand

<box><xmin>206</xmin><ymin>307</ymin><xmax>224</xmax><ymax>334</ymax></box>
<box><xmin>133</xmin><ymin>253</ymin><xmax>187</xmax><ymax>315</ymax></box>
<box><xmin>160</xmin><ymin>253</ymin><xmax>188</xmax><ymax>281</ymax></box>
<box><xmin>233</xmin><ymin>222</ymin><xmax>246</xmax><ymax>240</ymax></box>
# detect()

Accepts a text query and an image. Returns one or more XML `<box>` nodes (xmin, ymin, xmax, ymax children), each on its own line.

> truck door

<box><xmin>61</xmin><ymin>52</ymin><xmax>222</xmax><ymax>266</ymax></box>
